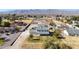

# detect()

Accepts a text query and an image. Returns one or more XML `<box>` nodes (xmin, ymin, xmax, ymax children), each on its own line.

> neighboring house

<box><xmin>0</xmin><ymin>27</ymin><xmax>5</xmax><ymax>33</ymax></box>
<box><xmin>66</xmin><ymin>27</ymin><xmax>79</xmax><ymax>36</ymax></box>
<box><xmin>71</xmin><ymin>21</ymin><xmax>79</xmax><ymax>26</ymax></box>
<box><xmin>11</xmin><ymin>20</ymin><xmax>27</xmax><ymax>27</ymax></box>
<box><xmin>0</xmin><ymin>27</ymin><xmax>16</xmax><ymax>33</ymax></box>
<box><xmin>13</xmin><ymin>21</ymin><xmax>27</xmax><ymax>26</ymax></box>
<box><xmin>0</xmin><ymin>34</ymin><xmax>10</xmax><ymax>41</ymax></box>
<box><xmin>4</xmin><ymin>27</ymin><xmax>15</xmax><ymax>32</ymax></box>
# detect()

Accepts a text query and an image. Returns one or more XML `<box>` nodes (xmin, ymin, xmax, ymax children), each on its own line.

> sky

<box><xmin>0</xmin><ymin>0</ymin><xmax>79</xmax><ymax>13</ymax></box>
<box><xmin>0</xmin><ymin>9</ymin><xmax>14</xmax><ymax>12</ymax></box>
<box><xmin>0</xmin><ymin>0</ymin><xmax>79</xmax><ymax>9</ymax></box>
<box><xmin>0</xmin><ymin>9</ymin><xmax>79</xmax><ymax>12</ymax></box>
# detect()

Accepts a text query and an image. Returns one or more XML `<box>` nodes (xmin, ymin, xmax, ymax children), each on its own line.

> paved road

<box><xmin>10</xmin><ymin>24</ymin><xmax>32</xmax><ymax>49</ymax></box>
<box><xmin>10</xmin><ymin>30</ymin><xmax>30</xmax><ymax>49</ymax></box>
<box><xmin>10</xmin><ymin>23</ymin><xmax>36</xmax><ymax>49</ymax></box>
<box><xmin>0</xmin><ymin>32</ymin><xmax>21</xmax><ymax>49</ymax></box>
<box><xmin>0</xmin><ymin>23</ymin><xmax>31</xmax><ymax>49</ymax></box>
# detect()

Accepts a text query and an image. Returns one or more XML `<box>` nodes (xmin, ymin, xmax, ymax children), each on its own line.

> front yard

<box><xmin>21</xmin><ymin>36</ymin><xmax>47</xmax><ymax>49</ymax></box>
<box><xmin>21</xmin><ymin>35</ymin><xmax>72</xmax><ymax>49</ymax></box>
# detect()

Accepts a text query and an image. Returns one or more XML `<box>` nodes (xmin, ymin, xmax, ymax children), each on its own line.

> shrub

<box><xmin>3</xmin><ymin>22</ymin><xmax>10</xmax><ymax>27</ymax></box>
<box><xmin>44</xmin><ymin>32</ymin><xmax>72</xmax><ymax>49</ymax></box>
<box><xmin>0</xmin><ymin>38</ymin><xmax>5</xmax><ymax>46</ymax></box>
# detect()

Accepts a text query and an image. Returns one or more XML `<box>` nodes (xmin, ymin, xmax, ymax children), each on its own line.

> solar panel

<box><xmin>66</xmin><ymin>27</ymin><xmax>79</xmax><ymax>36</ymax></box>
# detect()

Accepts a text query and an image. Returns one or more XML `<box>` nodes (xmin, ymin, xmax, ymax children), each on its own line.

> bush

<box><xmin>44</xmin><ymin>32</ymin><xmax>72</xmax><ymax>49</ymax></box>
<box><xmin>54</xmin><ymin>29</ymin><xmax>61</xmax><ymax>38</ymax></box>
<box><xmin>3</xmin><ymin>22</ymin><xmax>10</xmax><ymax>27</ymax></box>
<box><xmin>0</xmin><ymin>38</ymin><xmax>5</xmax><ymax>46</ymax></box>
<box><xmin>75</xmin><ymin>25</ymin><xmax>79</xmax><ymax>27</ymax></box>
<box><xmin>44</xmin><ymin>39</ymin><xmax>72</xmax><ymax>49</ymax></box>
<box><xmin>15</xmin><ymin>26</ymin><xmax>21</xmax><ymax>32</ymax></box>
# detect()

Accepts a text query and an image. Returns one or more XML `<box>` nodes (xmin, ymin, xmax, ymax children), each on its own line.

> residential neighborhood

<box><xmin>0</xmin><ymin>9</ymin><xmax>79</xmax><ymax>49</ymax></box>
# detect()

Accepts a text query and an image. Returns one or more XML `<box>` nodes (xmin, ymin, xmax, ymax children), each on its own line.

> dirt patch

<box><xmin>22</xmin><ymin>41</ymin><xmax>44</xmax><ymax>49</ymax></box>
<box><xmin>62</xmin><ymin>36</ymin><xmax>79</xmax><ymax>49</ymax></box>
<box><xmin>21</xmin><ymin>36</ymin><xmax>47</xmax><ymax>49</ymax></box>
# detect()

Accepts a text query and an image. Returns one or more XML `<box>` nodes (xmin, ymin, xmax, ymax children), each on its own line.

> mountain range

<box><xmin>1</xmin><ymin>9</ymin><xmax>79</xmax><ymax>16</ymax></box>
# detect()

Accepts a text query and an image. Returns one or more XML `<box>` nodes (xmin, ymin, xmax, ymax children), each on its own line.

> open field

<box><xmin>21</xmin><ymin>19</ymin><xmax>33</xmax><ymax>24</ymax></box>
<box><xmin>22</xmin><ymin>42</ymin><xmax>44</xmax><ymax>49</ymax></box>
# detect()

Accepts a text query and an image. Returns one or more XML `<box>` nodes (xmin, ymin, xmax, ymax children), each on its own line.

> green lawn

<box><xmin>0</xmin><ymin>38</ymin><xmax>5</xmax><ymax>46</ymax></box>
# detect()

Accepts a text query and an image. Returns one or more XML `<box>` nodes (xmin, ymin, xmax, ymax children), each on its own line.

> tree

<box><xmin>12</xmin><ymin>14</ymin><xmax>16</xmax><ymax>20</ymax></box>
<box><xmin>44</xmin><ymin>36</ymin><xmax>59</xmax><ymax>49</ymax></box>
<box><xmin>41</xmin><ymin>16</ymin><xmax>43</xmax><ymax>18</ymax></box>
<box><xmin>3</xmin><ymin>22</ymin><xmax>10</xmax><ymax>27</ymax></box>
<box><xmin>5</xmin><ymin>14</ymin><xmax>11</xmax><ymax>20</ymax></box>
<box><xmin>44</xmin><ymin>29</ymin><xmax>72</xmax><ymax>49</ymax></box>
<box><xmin>15</xmin><ymin>26</ymin><xmax>20</xmax><ymax>32</ymax></box>
<box><xmin>27</xmin><ymin>15</ymin><xmax>30</xmax><ymax>17</ymax></box>
<box><xmin>56</xmin><ymin>15</ymin><xmax>60</xmax><ymax>17</ymax></box>
<box><xmin>54</xmin><ymin>29</ymin><xmax>61</xmax><ymax>38</ymax></box>
<box><xmin>71</xmin><ymin>16</ymin><xmax>79</xmax><ymax>21</ymax></box>
<box><xmin>0</xmin><ymin>17</ymin><xmax>2</xmax><ymax>26</ymax></box>
<box><xmin>44</xmin><ymin>35</ymin><xmax>72</xmax><ymax>49</ymax></box>
<box><xmin>34</xmin><ymin>15</ymin><xmax>37</xmax><ymax>18</ymax></box>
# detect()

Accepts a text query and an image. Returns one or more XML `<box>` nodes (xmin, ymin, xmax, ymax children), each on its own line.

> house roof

<box><xmin>66</xmin><ymin>27</ymin><xmax>79</xmax><ymax>36</ymax></box>
<box><xmin>30</xmin><ymin>24</ymin><xmax>50</xmax><ymax>35</ymax></box>
<box><xmin>1</xmin><ymin>34</ymin><xmax>10</xmax><ymax>40</ymax></box>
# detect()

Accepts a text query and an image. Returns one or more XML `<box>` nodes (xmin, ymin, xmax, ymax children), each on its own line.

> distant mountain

<box><xmin>1</xmin><ymin>9</ymin><xmax>79</xmax><ymax>16</ymax></box>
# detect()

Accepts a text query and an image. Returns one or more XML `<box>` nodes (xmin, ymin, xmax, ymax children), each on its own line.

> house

<box><xmin>12</xmin><ymin>20</ymin><xmax>27</xmax><ymax>26</ymax></box>
<box><xmin>0</xmin><ymin>27</ymin><xmax>5</xmax><ymax>33</ymax></box>
<box><xmin>0</xmin><ymin>27</ymin><xmax>17</xmax><ymax>34</ymax></box>
<box><xmin>0</xmin><ymin>34</ymin><xmax>10</xmax><ymax>41</ymax></box>
<box><xmin>66</xmin><ymin>27</ymin><xmax>79</xmax><ymax>36</ymax></box>
<box><xmin>30</xmin><ymin>24</ymin><xmax>54</xmax><ymax>36</ymax></box>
